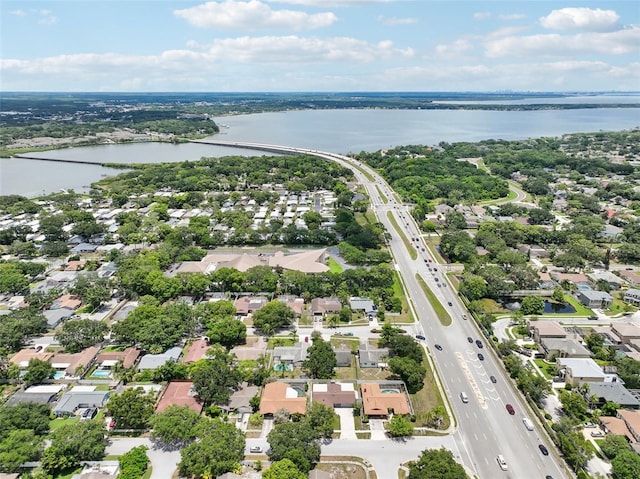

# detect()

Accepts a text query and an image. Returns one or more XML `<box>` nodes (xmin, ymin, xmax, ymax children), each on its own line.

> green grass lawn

<box><xmin>533</xmin><ymin>359</ymin><xmax>556</xmax><ymax>380</ymax></box>
<box><xmin>416</xmin><ymin>274</ymin><xmax>451</xmax><ymax>326</ymax></box>
<box><xmin>410</xmin><ymin>351</ymin><xmax>450</xmax><ymax>429</ymax></box>
<box><xmin>327</xmin><ymin>257</ymin><xmax>343</xmax><ymax>273</ymax></box>
<box><xmin>604</xmin><ymin>296</ymin><xmax>637</xmax><ymax>317</ymax></box>
<box><xmin>387</xmin><ymin>211</ymin><xmax>417</xmax><ymax>260</ymax></box>
<box><xmin>389</xmin><ymin>271</ymin><xmax>414</xmax><ymax>324</ymax></box>
<box><xmin>49</xmin><ymin>416</ymin><xmax>79</xmax><ymax>432</ymax></box>
<box><xmin>562</xmin><ymin>294</ymin><xmax>595</xmax><ymax>316</ymax></box>
<box><xmin>267</xmin><ymin>337</ymin><xmax>295</xmax><ymax>349</ymax></box>
<box><xmin>375</xmin><ymin>185</ymin><xmax>388</xmax><ymax>204</ymax></box>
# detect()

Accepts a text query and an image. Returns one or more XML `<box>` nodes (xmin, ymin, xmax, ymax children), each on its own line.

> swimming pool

<box><xmin>91</xmin><ymin>369</ymin><xmax>111</xmax><ymax>378</ymax></box>
<box><xmin>53</xmin><ymin>371</ymin><xmax>65</xmax><ymax>379</ymax></box>
<box><xmin>381</xmin><ymin>389</ymin><xmax>400</xmax><ymax>394</ymax></box>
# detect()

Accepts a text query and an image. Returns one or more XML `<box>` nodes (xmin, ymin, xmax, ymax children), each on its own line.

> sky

<box><xmin>1</xmin><ymin>0</ymin><xmax>639</xmax><ymax>92</ymax></box>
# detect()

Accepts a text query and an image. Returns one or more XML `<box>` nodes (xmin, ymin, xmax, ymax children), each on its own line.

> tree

<box><xmin>267</xmin><ymin>421</ymin><xmax>321</xmax><ymax>473</ymax></box>
<box><xmin>41</xmin><ymin>420</ymin><xmax>108</xmax><ymax>474</ymax></box>
<box><xmin>388</xmin><ymin>335</ymin><xmax>423</xmax><ymax>364</ymax></box>
<box><xmin>600</xmin><ymin>434</ymin><xmax>631</xmax><ymax>460</ymax></box>
<box><xmin>206</xmin><ymin>317</ymin><xmax>246</xmax><ymax>349</ymax></box>
<box><xmin>389</xmin><ymin>357</ymin><xmax>426</xmax><ymax>394</ymax></box>
<box><xmin>611</xmin><ymin>450</ymin><xmax>640</xmax><ymax>479</ymax></box>
<box><xmin>178</xmin><ymin>420</ymin><xmax>245</xmax><ymax>479</ymax></box>
<box><xmin>55</xmin><ymin>319</ymin><xmax>108</xmax><ymax>353</ymax></box>
<box><xmin>252</xmin><ymin>301</ymin><xmax>295</xmax><ymax>335</ymax></box>
<box><xmin>304</xmin><ymin>402</ymin><xmax>335</xmax><ymax>439</ymax></box>
<box><xmin>459</xmin><ymin>275</ymin><xmax>487</xmax><ymax>301</ymax></box>
<box><xmin>387</xmin><ymin>414</ymin><xmax>414</xmax><ymax>437</ymax></box>
<box><xmin>0</xmin><ymin>403</ymin><xmax>51</xmax><ymax>438</ymax></box>
<box><xmin>150</xmin><ymin>405</ymin><xmax>202</xmax><ymax>448</ymax></box>
<box><xmin>303</xmin><ymin>337</ymin><xmax>337</xmax><ymax>379</ymax></box>
<box><xmin>407</xmin><ymin>448</ymin><xmax>467</xmax><ymax>479</ymax></box>
<box><xmin>0</xmin><ymin>264</ymin><xmax>29</xmax><ymax>294</ymax></box>
<box><xmin>559</xmin><ymin>390</ymin><xmax>588</xmax><ymax>420</ymax></box>
<box><xmin>520</xmin><ymin>296</ymin><xmax>544</xmax><ymax>315</ymax></box>
<box><xmin>262</xmin><ymin>459</ymin><xmax>306</xmax><ymax>479</ymax></box>
<box><xmin>118</xmin><ymin>445</ymin><xmax>149</xmax><ymax>479</ymax></box>
<box><xmin>22</xmin><ymin>358</ymin><xmax>55</xmax><ymax>386</ymax></box>
<box><xmin>552</xmin><ymin>288</ymin><xmax>566</xmax><ymax>303</ymax></box>
<box><xmin>0</xmin><ymin>429</ymin><xmax>43</xmax><ymax>472</ymax></box>
<box><xmin>190</xmin><ymin>346</ymin><xmax>241</xmax><ymax>405</ymax></box>
<box><xmin>106</xmin><ymin>387</ymin><xmax>156</xmax><ymax>430</ymax></box>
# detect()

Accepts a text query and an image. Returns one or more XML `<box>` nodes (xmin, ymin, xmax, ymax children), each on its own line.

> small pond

<box><xmin>544</xmin><ymin>301</ymin><xmax>576</xmax><ymax>314</ymax></box>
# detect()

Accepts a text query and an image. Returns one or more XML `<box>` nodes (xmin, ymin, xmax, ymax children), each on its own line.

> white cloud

<box><xmin>9</xmin><ymin>10</ymin><xmax>26</xmax><ymax>16</ymax></box>
<box><xmin>474</xmin><ymin>12</ymin><xmax>491</xmax><ymax>21</ymax></box>
<box><xmin>174</xmin><ymin>0</ymin><xmax>337</xmax><ymax>30</ymax></box>
<box><xmin>498</xmin><ymin>13</ymin><xmax>525</xmax><ymax>21</ymax></box>
<box><xmin>434</xmin><ymin>38</ymin><xmax>474</xmax><ymax>58</ymax></box>
<box><xmin>540</xmin><ymin>8</ymin><xmax>620</xmax><ymax>32</ymax></box>
<box><xmin>268</xmin><ymin>0</ymin><xmax>395</xmax><ymax>6</ymax></box>
<box><xmin>484</xmin><ymin>26</ymin><xmax>640</xmax><ymax>58</ymax></box>
<box><xmin>378</xmin><ymin>15</ymin><xmax>418</xmax><ymax>26</ymax></box>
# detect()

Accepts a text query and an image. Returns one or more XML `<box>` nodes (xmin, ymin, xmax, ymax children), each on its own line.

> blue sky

<box><xmin>1</xmin><ymin>1</ymin><xmax>639</xmax><ymax>91</ymax></box>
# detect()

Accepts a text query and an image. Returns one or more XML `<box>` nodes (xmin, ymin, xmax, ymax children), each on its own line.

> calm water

<box><xmin>1</xmin><ymin>106</ymin><xmax>639</xmax><ymax>197</ymax></box>
<box><xmin>543</xmin><ymin>301</ymin><xmax>577</xmax><ymax>314</ymax></box>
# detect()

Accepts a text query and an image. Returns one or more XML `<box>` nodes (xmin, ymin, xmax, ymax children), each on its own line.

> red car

<box><xmin>506</xmin><ymin>404</ymin><xmax>515</xmax><ymax>415</ymax></box>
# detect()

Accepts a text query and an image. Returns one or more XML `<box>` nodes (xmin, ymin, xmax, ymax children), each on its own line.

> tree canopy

<box><xmin>303</xmin><ymin>337</ymin><xmax>337</xmax><ymax>379</ymax></box>
<box><xmin>407</xmin><ymin>448</ymin><xmax>467</xmax><ymax>479</ymax></box>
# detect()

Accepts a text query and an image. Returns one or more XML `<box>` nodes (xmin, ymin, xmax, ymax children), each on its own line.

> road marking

<box><xmin>455</xmin><ymin>352</ymin><xmax>487</xmax><ymax>409</ymax></box>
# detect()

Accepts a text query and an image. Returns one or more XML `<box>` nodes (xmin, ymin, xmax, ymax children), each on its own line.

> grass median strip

<box><xmin>376</xmin><ymin>185</ymin><xmax>388</xmax><ymax>204</ymax></box>
<box><xmin>387</xmin><ymin>211</ymin><xmax>417</xmax><ymax>260</ymax></box>
<box><xmin>416</xmin><ymin>274</ymin><xmax>451</xmax><ymax>326</ymax></box>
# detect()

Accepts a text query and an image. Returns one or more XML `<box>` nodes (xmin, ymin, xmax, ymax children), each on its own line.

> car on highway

<box><xmin>416</xmin><ymin>334</ymin><xmax>426</xmax><ymax>340</ymax></box>
<box><xmin>250</xmin><ymin>446</ymin><xmax>263</xmax><ymax>453</ymax></box>
<box><xmin>433</xmin><ymin>267</ymin><xmax>438</xmax><ymax>271</ymax></box>
<box><xmin>462</xmin><ymin>314</ymin><xmax>468</xmax><ymax>320</ymax></box>
<box><xmin>428</xmin><ymin>258</ymin><xmax>432</xmax><ymax>262</ymax></box>
<box><xmin>476</xmin><ymin>339</ymin><xmax>483</xmax><ymax>348</ymax></box>
<box><xmin>477</xmin><ymin>353</ymin><xmax>484</xmax><ymax>361</ymax></box>
<box><xmin>506</xmin><ymin>404</ymin><xmax>515</xmax><ymax>415</ymax></box>
<box><xmin>538</xmin><ymin>444</ymin><xmax>549</xmax><ymax>456</ymax></box>
<box><xmin>447</xmin><ymin>301</ymin><xmax>452</xmax><ymax>306</ymax></box>
<box><xmin>467</xmin><ymin>337</ymin><xmax>473</xmax><ymax>343</ymax></box>
<box><xmin>496</xmin><ymin>454</ymin><xmax>508</xmax><ymax>471</ymax></box>
<box><xmin>434</xmin><ymin>344</ymin><xmax>443</xmax><ymax>351</ymax></box>
<box><xmin>490</xmin><ymin>375</ymin><xmax>497</xmax><ymax>383</ymax></box>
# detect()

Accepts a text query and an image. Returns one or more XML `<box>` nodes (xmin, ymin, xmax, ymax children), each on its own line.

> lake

<box><xmin>1</xmin><ymin>106</ymin><xmax>638</xmax><ymax>197</ymax></box>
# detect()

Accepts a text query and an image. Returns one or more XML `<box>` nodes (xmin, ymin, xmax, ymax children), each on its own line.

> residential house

<box><xmin>183</xmin><ymin>338</ymin><xmax>210</xmax><ymax>364</ymax></box>
<box><xmin>538</xmin><ymin>273</ymin><xmax>557</xmax><ymax>290</ymax></box>
<box><xmin>310</xmin><ymin>297</ymin><xmax>342</xmax><ymax>317</ymax></box>
<box><xmin>259</xmin><ymin>381</ymin><xmax>307</xmax><ymax>416</ymax></box>
<box><xmin>530</xmin><ymin>322</ymin><xmax>567</xmax><ymax>343</ymax></box>
<box><xmin>95</xmin><ymin>347</ymin><xmax>140</xmax><ymax>370</ymax></box>
<box><xmin>360</xmin><ymin>382</ymin><xmax>411</xmax><ymax>418</ymax></box>
<box><xmin>611</xmin><ymin>322</ymin><xmax>640</xmax><ymax>345</ymax></box>
<box><xmin>311</xmin><ymin>382</ymin><xmax>357</xmax><ymax>408</ymax></box>
<box><xmin>225</xmin><ymin>383</ymin><xmax>259</xmax><ymax>415</ymax></box>
<box><xmin>600</xmin><ymin>416</ymin><xmax>636</xmax><ymax>443</ymax></box>
<box><xmin>619</xmin><ymin>270</ymin><xmax>640</xmax><ymax>287</ymax></box>
<box><xmin>358</xmin><ymin>343</ymin><xmax>389</xmax><ymax>368</ymax></box>
<box><xmin>71</xmin><ymin>243</ymin><xmax>99</xmax><ymax>254</ymax></box>
<box><xmin>272</xmin><ymin>342</ymin><xmax>310</xmax><ymax>367</ymax></box>
<box><xmin>623</xmin><ymin>289</ymin><xmax>640</xmax><ymax>306</ymax></box>
<box><xmin>43</xmin><ymin>307</ymin><xmax>74</xmax><ymax>328</ymax></box>
<box><xmin>576</xmin><ymin>290</ymin><xmax>613</xmax><ymax>309</ymax></box>
<box><xmin>557</xmin><ymin>358</ymin><xmax>606</xmax><ymax>387</ymax></box>
<box><xmin>581</xmin><ymin>382</ymin><xmax>640</xmax><ymax>409</ymax></box>
<box><xmin>155</xmin><ymin>381</ymin><xmax>203</xmax><ymax>414</ymax></box>
<box><xmin>50</xmin><ymin>346</ymin><xmax>99</xmax><ymax>377</ymax></box>
<box><xmin>540</xmin><ymin>338</ymin><xmax>592</xmax><ymax>360</ymax></box>
<box><xmin>137</xmin><ymin>347</ymin><xmax>182</xmax><ymax>371</ymax></box>
<box><xmin>333</xmin><ymin>347</ymin><xmax>352</xmax><ymax>367</ymax></box>
<box><xmin>600</xmin><ymin>224</ymin><xmax>624</xmax><ymax>240</ymax></box>
<box><xmin>278</xmin><ymin>296</ymin><xmax>305</xmax><ymax>316</ymax></box>
<box><xmin>618</xmin><ymin>410</ymin><xmax>640</xmax><ymax>442</ymax></box>
<box><xmin>588</xmin><ymin>271</ymin><xmax>624</xmax><ymax>290</ymax></box>
<box><xmin>53</xmin><ymin>389</ymin><xmax>110</xmax><ymax>417</ymax></box>
<box><xmin>234</xmin><ymin>296</ymin><xmax>268</xmax><ymax>316</ymax></box>
<box><xmin>5</xmin><ymin>384</ymin><xmax>64</xmax><ymax>406</ymax></box>
<box><xmin>10</xmin><ymin>348</ymin><xmax>53</xmax><ymax>368</ymax></box>
<box><xmin>349</xmin><ymin>297</ymin><xmax>376</xmax><ymax>315</ymax></box>
<box><xmin>549</xmin><ymin>272</ymin><xmax>590</xmax><ymax>287</ymax></box>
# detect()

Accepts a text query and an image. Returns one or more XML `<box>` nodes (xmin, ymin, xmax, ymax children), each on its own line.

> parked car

<box><xmin>584</xmin><ymin>422</ymin><xmax>597</xmax><ymax>428</ymax></box>
<box><xmin>250</xmin><ymin>446</ymin><xmax>263</xmax><ymax>453</ymax></box>
<box><xmin>81</xmin><ymin>407</ymin><xmax>98</xmax><ymax>421</ymax></box>
<box><xmin>590</xmin><ymin>430</ymin><xmax>604</xmax><ymax>437</ymax></box>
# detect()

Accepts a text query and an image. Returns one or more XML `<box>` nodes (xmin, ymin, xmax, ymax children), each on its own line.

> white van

<box><xmin>523</xmin><ymin>417</ymin><xmax>534</xmax><ymax>431</ymax></box>
<box><xmin>460</xmin><ymin>392</ymin><xmax>469</xmax><ymax>403</ymax></box>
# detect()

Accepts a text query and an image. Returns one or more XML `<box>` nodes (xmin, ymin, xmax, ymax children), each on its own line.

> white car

<box><xmin>249</xmin><ymin>446</ymin><xmax>263</xmax><ymax>453</ymax></box>
<box><xmin>496</xmin><ymin>454</ymin><xmax>508</xmax><ymax>471</ymax></box>
<box><xmin>590</xmin><ymin>430</ymin><xmax>605</xmax><ymax>437</ymax></box>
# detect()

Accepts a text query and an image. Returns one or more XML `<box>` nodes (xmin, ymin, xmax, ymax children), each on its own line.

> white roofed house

<box><xmin>137</xmin><ymin>347</ymin><xmax>182</xmax><ymax>371</ymax></box>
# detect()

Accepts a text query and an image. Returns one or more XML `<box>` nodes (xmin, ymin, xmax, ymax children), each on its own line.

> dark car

<box><xmin>447</xmin><ymin>301</ymin><xmax>452</xmax><ymax>306</ymax></box>
<box><xmin>539</xmin><ymin>444</ymin><xmax>549</xmax><ymax>456</ymax></box>
<box><xmin>477</xmin><ymin>353</ymin><xmax>484</xmax><ymax>361</ymax></box>
<box><xmin>467</xmin><ymin>337</ymin><xmax>473</xmax><ymax>343</ymax></box>
<box><xmin>506</xmin><ymin>404</ymin><xmax>515</xmax><ymax>415</ymax></box>
<box><xmin>435</xmin><ymin>344</ymin><xmax>443</xmax><ymax>351</ymax></box>
<box><xmin>490</xmin><ymin>375</ymin><xmax>497</xmax><ymax>383</ymax></box>
<box><xmin>476</xmin><ymin>339</ymin><xmax>483</xmax><ymax>348</ymax></box>
<box><xmin>81</xmin><ymin>407</ymin><xmax>98</xmax><ymax>421</ymax></box>
<box><xmin>416</xmin><ymin>334</ymin><xmax>426</xmax><ymax>340</ymax></box>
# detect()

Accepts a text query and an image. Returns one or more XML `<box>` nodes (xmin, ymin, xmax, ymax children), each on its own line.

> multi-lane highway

<box><xmin>193</xmin><ymin>139</ymin><xmax>570</xmax><ymax>479</ymax></box>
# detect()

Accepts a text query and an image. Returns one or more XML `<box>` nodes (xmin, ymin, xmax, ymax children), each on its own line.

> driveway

<box><xmin>369</xmin><ymin>419</ymin><xmax>387</xmax><ymax>440</ymax></box>
<box><xmin>107</xmin><ymin>438</ymin><xmax>180</xmax><ymax>479</ymax></box>
<box><xmin>336</xmin><ymin>408</ymin><xmax>357</xmax><ymax>439</ymax></box>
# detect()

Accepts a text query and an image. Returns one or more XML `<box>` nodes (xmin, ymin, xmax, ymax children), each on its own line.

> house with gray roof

<box><xmin>349</xmin><ymin>297</ymin><xmax>376</xmax><ymax>314</ymax></box>
<box><xmin>582</xmin><ymin>382</ymin><xmax>640</xmax><ymax>409</ymax></box>
<box><xmin>137</xmin><ymin>347</ymin><xmax>182</xmax><ymax>371</ymax></box>
<box><xmin>624</xmin><ymin>289</ymin><xmax>640</xmax><ymax>306</ymax></box>
<box><xmin>540</xmin><ymin>338</ymin><xmax>592</xmax><ymax>360</ymax></box>
<box><xmin>358</xmin><ymin>343</ymin><xmax>389</xmax><ymax>368</ymax></box>
<box><xmin>53</xmin><ymin>390</ymin><xmax>110</xmax><ymax>417</ymax></box>
<box><xmin>576</xmin><ymin>290</ymin><xmax>613</xmax><ymax>309</ymax></box>
<box><xmin>43</xmin><ymin>307</ymin><xmax>74</xmax><ymax>328</ymax></box>
<box><xmin>557</xmin><ymin>358</ymin><xmax>606</xmax><ymax>387</ymax></box>
<box><xmin>272</xmin><ymin>342</ymin><xmax>310</xmax><ymax>366</ymax></box>
<box><xmin>333</xmin><ymin>347</ymin><xmax>352</xmax><ymax>367</ymax></box>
